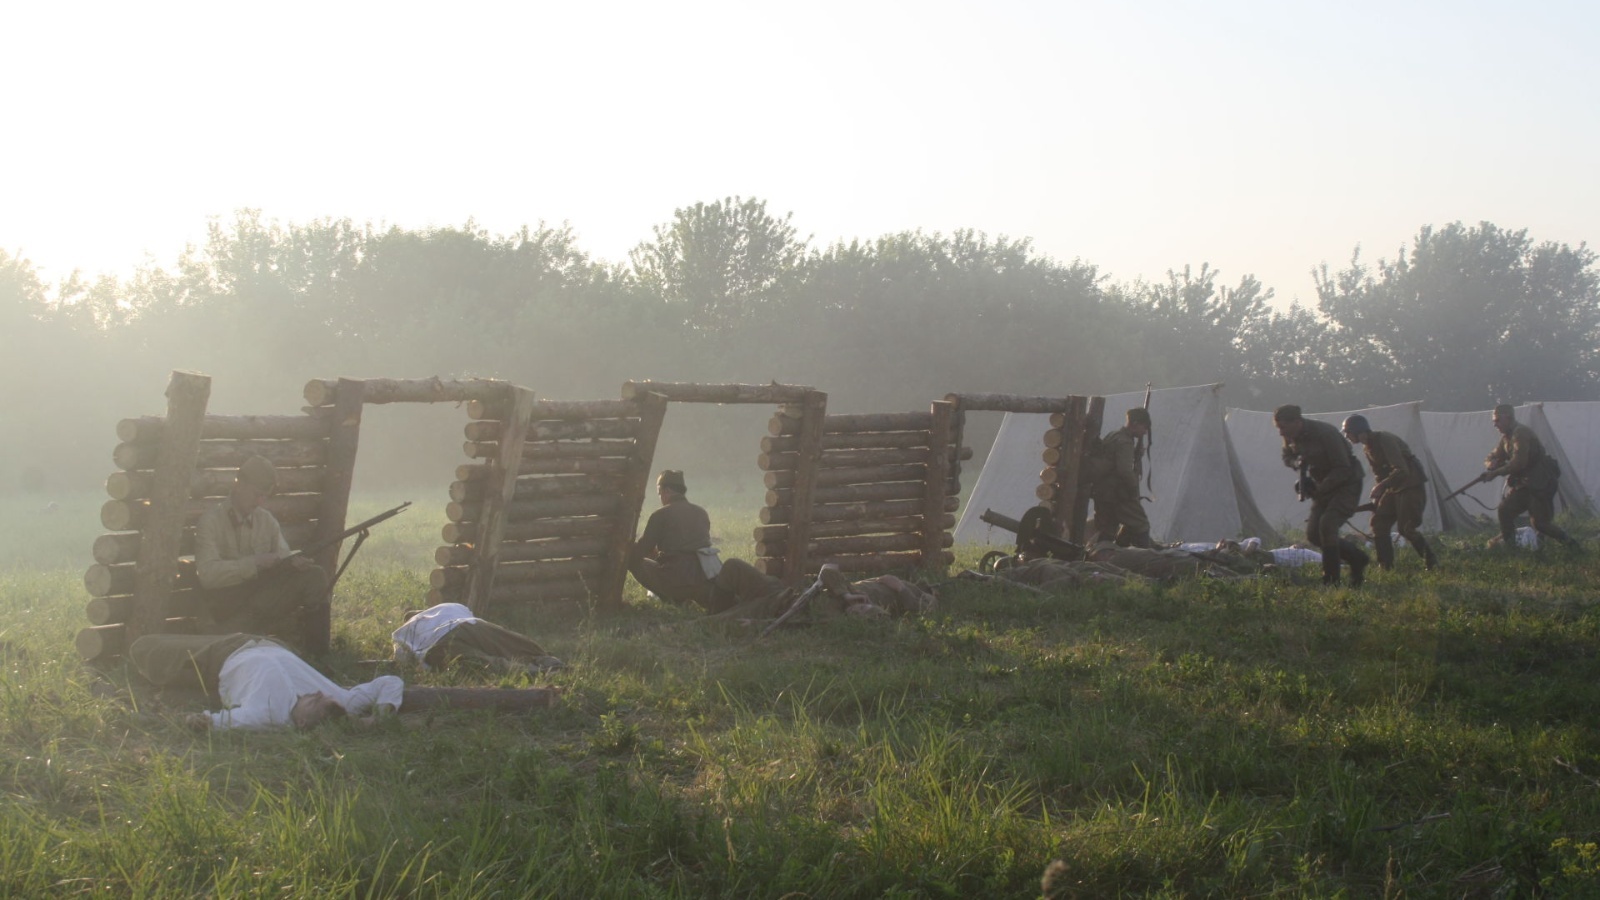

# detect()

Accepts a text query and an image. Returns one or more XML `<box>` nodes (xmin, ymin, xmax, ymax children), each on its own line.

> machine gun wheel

<box><xmin>978</xmin><ymin>550</ymin><xmax>1015</xmax><ymax>575</ymax></box>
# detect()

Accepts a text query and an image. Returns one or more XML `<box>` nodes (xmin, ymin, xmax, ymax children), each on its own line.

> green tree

<box><xmin>629</xmin><ymin>197</ymin><xmax>809</xmax><ymax>332</ymax></box>
<box><xmin>1315</xmin><ymin>222</ymin><xmax>1600</xmax><ymax>408</ymax></box>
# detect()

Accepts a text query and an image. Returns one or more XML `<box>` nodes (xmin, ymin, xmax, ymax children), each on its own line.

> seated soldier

<box><xmin>392</xmin><ymin>603</ymin><xmax>565</xmax><ymax>675</ymax></box>
<box><xmin>627</xmin><ymin>469</ymin><xmax>774</xmax><ymax>613</ymax></box>
<box><xmin>194</xmin><ymin>455</ymin><xmax>330</xmax><ymax>652</ymax></box>
<box><xmin>129</xmin><ymin>632</ymin><xmax>402</xmax><ymax>731</ymax></box>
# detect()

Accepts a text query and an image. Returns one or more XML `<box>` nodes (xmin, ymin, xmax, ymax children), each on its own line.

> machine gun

<box><xmin>978</xmin><ymin>506</ymin><xmax>1086</xmax><ymax>563</ymax></box>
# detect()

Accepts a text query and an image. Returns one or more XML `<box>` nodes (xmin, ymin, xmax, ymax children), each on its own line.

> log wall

<box><xmin>753</xmin><ymin>401</ymin><xmax>967</xmax><ymax>578</ymax></box>
<box><xmin>79</xmin><ymin>399</ymin><xmax>344</xmax><ymax>660</ymax></box>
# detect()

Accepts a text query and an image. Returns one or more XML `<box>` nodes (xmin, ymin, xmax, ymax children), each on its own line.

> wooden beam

<box><xmin>601</xmin><ymin>392</ymin><xmax>669</xmax><ymax>613</ymax></box>
<box><xmin>466</xmin><ymin>387</ymin><xmax>537</xmax><ymax>614</ymax></box>
<box><xmin>305</xmin><ymin>378</ymin><xmax>365</xmax><ymax>654</ymax></box>
<box><xmin>919</xmin><ymin>400</ymin><xmax>956</xmax><ymax>570</ymax></box>
<box><xmin>129</xmin><ymin>371</ymin><xmax>211</xmax><ymax>644</ymax></box>
<box><xmin>1069</xmin><ymin>396</ymin><xmax>1105</xmax><ymax>544</ymax></box>
<box><xmin>781</xmin><ymin>390</ymin><xmax>828</xmax><ymax>581</ymax></box>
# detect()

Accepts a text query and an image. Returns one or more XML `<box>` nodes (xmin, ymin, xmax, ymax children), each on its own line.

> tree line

<box><xmin>4</xmin><ymin>200</ymin><xmax>1597</xmax><ymax>492</ymax></box>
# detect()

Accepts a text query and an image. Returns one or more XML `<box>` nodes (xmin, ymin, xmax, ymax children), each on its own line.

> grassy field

<box><xmin>2</xmin><ymin>490</ymin><xmax>1599</xmax><ymax>898</ymax></box>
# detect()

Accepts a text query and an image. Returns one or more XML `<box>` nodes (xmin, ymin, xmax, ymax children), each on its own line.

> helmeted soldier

<box><xmin>1341</xmin><ymin>414</ymin><xmax>1438</xmax><ymax>571</ymax></box>
<box><xmin>1274</xmin><ymin>405</ymin><xmax>1371</xmax><ymax>586</ymax></box>
<box><xmin>1484</xmin><ymin>404</ymin><xmax>1580</xmax><ymax>551</ymax></box>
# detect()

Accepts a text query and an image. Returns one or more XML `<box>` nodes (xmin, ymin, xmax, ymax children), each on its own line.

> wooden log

<box><xmin>756</xmin><ymin>531</ymin><xmax>953</xmax><ymax>558</ymax></box>
<box><xmin>759</xmin><ymin>446</ymin><xmax>970</xmax><ymax>471</ymax></box>
<box><xmin>465</xmin><ymin>412</ymin><xmax>644</xmax><ymax>443</ymax></box>
<box><xmin>600</xmin><ymin>391</ymin><xmax>669</xmax><ymax>614</ymax></box>
<box><xmin>129</xmin><ymin>371</ymin><xmax>211</xmax><ymax>642</ymax></box>
<box><xmin>621</xmin><ymin>380</ymin><xmax>815</xmax><ymax>404</ymax></box>
<box><xmin>305</xmin><ymin>376</ymin><xmax>509</xmax><ymax>407</ymax></box>
<box><xmin>765</xmin><ymin>480</ymin><xmax>958</xmax><ymax>509</ymax></box>
<box><xmin>942</xmin><ymin>393</ymin><xmax>1074</xmax><ymax>414</ymax></box>
<box><xmin>77</xmin><ymin>619</ymin><xmax>202</xmax><ymax>661</ymax></box>
<box><xmin>86</xmin><ymin>561</ymin><xmax>198</xmax><ymax>598</ymax></box>
<box><xmin>107</xmin><ymin>467</ymin><xmax>325</xmax><ymax>501</ymax></box>
<box><xmin>759</xmin><ymin>496</ymin><xmax>958</xmax><ymax>525</ymax></box>
<box><xmin>465</xmin><ymin>386</ymin><xmax>537</xmax><ymax>614</ymax></box>
<box><xmin>305</xmin><ymin>378</ymin><xmax>364</xmax><ymax>652</ymax></box>
<box><xmin>450</xmin><ymin>474</ymin><xmax>625</xmax><ymax>504</ymax></box>
<box><xmin>920</xmin><ymin>400</ymin><xmax>956</xmax><ymax>568</ymax></box>
<box><xmin>118</xmin><ymin>414</ymin><xmax>331</xmax><ymax>444</ymax></box>
<box><xmin>764</xmin><ymin>464</ymin><xmax>926</xmax><ymax>490</ymax></box>
<box><xmin>761</xmin><ymin>430</ymin><xmax>933</xmax><ymax>454</ymax></box>
<box><xmin>441</xmin><ymin>516</ymin><xmax>615</xmax><ymax>545</ymax></box>
<box><xmin>91</xmin><ymin>524</ymin><xmax>317</xmax><ymax>563</ymax></box>
<box><xmin>114</xmin><ymin>439</ymin><xmax>329</xmax><ymax>472</ymax></box>
<box><xmin>468</xmin><ymin>398</ymin><xmax>639</xmax><ymax>421</ymax></box>
<box><xmin>446</xmin><ymin>494</ymin><xmax>620</xmax><ymax>524</ymax></box>
<box><xmin>752</xmin><ymin>514</ymin><xmax>953</xmax><ymax>544</ymax></box>
<box><xmin>1069</xmin><ymin>397</ymin><xmax>1105</xmax><ymax>544</ymax></box>
<box><xmin>436</xmin><ymin>537</ymin><xmax>609</xmax><ymax>567</ymax></box>
<box><xmin>777</xmin><ymin>390</ymin><xmax>829</xmax><ymax>582</ymax></box>
<box><xmin>85</xmin><ymin>591</ymin><xmax>203</xmax><ymax>626</ymax></box>
<box><xmin>400</xmin><ymin>686</ymin><xmax>558</xmax><ymax>713</ymax></box>
<box><xmin>768</xmin><ymin>410</ymin><xmax>935</xmax><ymax>437</ymax></box>
<box><xmin>102</xmin><ymin>494</ymin><xmax>323</xmax><ymax>532</ymax></box>
<box><xmin>465</xmin><ymin>420</ymin><xmax>645</xmax><ymax>457</ymax></box>
<box><xmin>456</xmin><ymin>453</ymin><xmax>633</xmax><ymax>483</ymax></box>
<box><xmin>433</xmin><ymin>556</ymin><xmax>606</xmax><ymax>589</ymax></box>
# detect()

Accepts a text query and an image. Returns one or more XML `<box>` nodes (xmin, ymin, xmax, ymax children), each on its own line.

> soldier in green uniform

<box><xmin>628</xmin><ymin>470</ymin><xmax>777</xmax><ymax>612</ymax></box>
<box><xmin>1274</xmin><ymin>405</ymin><xmax>1371</xmax><ymax>586</ymax></box>
<box><xmin>1484</xmin><ymin>404</ymin><xmax>1580</xmax><ymax>551</ymax></box>
<box><xmin>1088</xmin><ymin>407</ymin><xmax>1154</xmax><ymax>548</ymax></box>
<box><xmin>1341</xmin><ymin>414</ymin><xmax>1439</xmax><ymax>571</ymax></box>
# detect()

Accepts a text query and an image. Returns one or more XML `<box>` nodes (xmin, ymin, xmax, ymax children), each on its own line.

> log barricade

<box><xmin>753</xmin><ymin>401</ymin><xmax>963</xmax><ymax>579</ymax></box>
<box><xmin>79</xmin><ymin>400</ymin><xmax>343</xmax><ymax>660</ymax></box>
<box><xmin>432</xmin><ymin>396</ymin><xmax>662</xmax><ymax>613</ymax></box>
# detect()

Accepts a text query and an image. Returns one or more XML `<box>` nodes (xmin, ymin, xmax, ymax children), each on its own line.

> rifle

<box><xmin>275</xmin><ymin>501</ymin><xmax>412</xmax><ymax>591</ymax></box>
<box><xmin>1441</xmin><ymin>473</ymin><xmax>1493</xmax><ymax>503</ymax></box>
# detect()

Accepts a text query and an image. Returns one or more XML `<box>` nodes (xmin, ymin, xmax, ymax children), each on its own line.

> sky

<box><xmin>5</xmin><ymin>0</ymin><xmax>1599</xmax><ymax>307</ymax></box>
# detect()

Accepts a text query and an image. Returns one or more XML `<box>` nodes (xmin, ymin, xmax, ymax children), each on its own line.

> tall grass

<box><xmin>2</xmin><ymin>492</ymin><xmax>1598</xmax><ymax>896</ymax></box>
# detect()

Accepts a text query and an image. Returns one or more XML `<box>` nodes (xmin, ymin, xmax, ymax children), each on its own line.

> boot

<box><xmin>1414</xmin><ymin>537</ymin><xmax>1438</xmax><ymax>571</ymax></box>
<box><xmin>1340</xmin><ymin>540</ymin><xmax>1370</xmax><ymax>588</ymax></box>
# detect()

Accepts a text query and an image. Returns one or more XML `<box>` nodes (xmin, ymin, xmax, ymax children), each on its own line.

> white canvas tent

<box><xmin>954</xmin><ymin>384</ymin><xmax>1279</xmax><ymax>547</ymax></box>
<box><xmin>1229</xmin><ymin>401</ymin><xmax>1474</xmax><ymax>535</ymax></box>
<box><xmin>1533</xmin><ymin>401</ymin><xmax>1600</xmax><ymax>510</ymax></box>
<box><xmin>1421</xmin><ymin>404</ymin><xmax>1595</xmax><ymax>521</ymax></box>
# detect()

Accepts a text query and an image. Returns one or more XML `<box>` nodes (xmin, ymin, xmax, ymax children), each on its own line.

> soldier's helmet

<box><xmin>1341</xmin><ymin>414</ymin><xmax>1371</xmax><ymax>438</ymax></box>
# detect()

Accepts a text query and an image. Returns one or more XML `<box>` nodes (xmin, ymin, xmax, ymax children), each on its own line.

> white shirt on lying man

<box><xmin>208</xmin><ymin>639</ymin><xmax>403</xmax><ymax>730</ymax></box>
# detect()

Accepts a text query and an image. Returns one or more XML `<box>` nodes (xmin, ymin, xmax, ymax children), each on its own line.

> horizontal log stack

<box><xmin>755</xmin><ymin>400</ymin><xmax>966</xmax><ymax>578</ymax></box>
<box><xmin>78</xmin><ymin>375</ymin><xmax>360</xmax><ymax>661</ymax></box>
<box><xmin>431</xmin><ymin>393</ymin><xmax>669</xmax><ymax>613</ymax></box>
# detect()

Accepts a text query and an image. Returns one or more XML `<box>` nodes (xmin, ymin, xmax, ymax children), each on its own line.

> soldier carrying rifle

<box><xmin>1476</xmin><ymin>404</ymin><xmax>1581</xmax><ymax>552</ymax></box>
<box><xmin>1274</xmin><ymin>405</ymin><xmax>1371</xmax><ymax>587</ymax></box>
<box><xmin>1341</xmin><ymin>415</ymin><xmax>1439</xmax><ymax>572</ymax></box>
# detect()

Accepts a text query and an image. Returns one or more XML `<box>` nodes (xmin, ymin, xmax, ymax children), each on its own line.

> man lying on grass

<box><xmin>392</xmin><ymin>602</ymin><xmax>566</xmax><ymax>676</ymax></box>
<box><xmin>130</xmin><ymin>632</ymin><xmax>402</xmax><ymax>730</ymax></box>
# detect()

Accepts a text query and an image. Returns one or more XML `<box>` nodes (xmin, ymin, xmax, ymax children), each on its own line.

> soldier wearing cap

<box><xmin>1484</xmin><ymin>404</ymin><xmax>1580</xmax><ymax>551</ymax></box>
<box><xmin>1341</xmin><ymin>414</ymin><xmax>1438</xmax><ymax>571</ymax></box>
<box><xmin>194</xmin><ymin>455</ymin><xmax>330</xmax><ymax>652</ymax></box>
<box><xmin>1274</xmin><ymin>405</ymin><xmax>1371</xmax><ymax>586</ymax></box>
<box><xmin>628</xmin><ymin>470</ymin><xmax>775</xmax><ymax>612</ymax></box>
<box><xmin>1087</xmin><ymin>407</ymin><xmax>1154</xmax><ymax>548</ymax></box>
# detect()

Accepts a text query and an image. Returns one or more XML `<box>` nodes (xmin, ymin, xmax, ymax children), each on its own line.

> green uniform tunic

<box><xmin>1361</xmin><ymin>430</ymin><xmax>1436</xmax><ymax>570</ymax></box>
<box><xmin>1486</xmin><ymin>423</ymin><xmax>1574</xmax><ymax>547</ymax></box>
<box><xmin>1090</xmin><ymin>426</ymin><xmax>1153</xmax><ymax>548</ymax></box>
<box><xmin>1281</xmin><ymin>417</ymin><xmax>1370</xmax><ymax>585</ymax></box>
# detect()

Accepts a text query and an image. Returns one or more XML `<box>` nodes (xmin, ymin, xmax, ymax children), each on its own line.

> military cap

<box><xmin>657</xmin><ymin>470</ymin><xmax>687</xmax><ymax>493</ymax></box>
<box><xmin>1272</xmin><ymin>404</ymin><xmax>1303</xmax><ymax>424</ymax></box>
<box><xmin>237</xmin><ymin>455</ymin><xmax>277</xmax><ymax>493</ymax></box>
<box><xmin>1341</xmin><ymin>414</ymin><xmax>1371</xmax><ymax>437</ymax></box>
<box><xmin>1126</xmin><ymin>407</ymin><xmax>1152</xmax><ymax>428</ymax></box>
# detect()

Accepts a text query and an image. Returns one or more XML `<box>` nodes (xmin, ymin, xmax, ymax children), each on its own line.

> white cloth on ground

<box><xmin>209</xmin><ymin>640</ymin><xmax>403</xmax><ymax>730</ymax></box>
<box><xmin>391</xmin><ymin>602</ymin><xmax>482</xmax><ymax>667</ymax></box>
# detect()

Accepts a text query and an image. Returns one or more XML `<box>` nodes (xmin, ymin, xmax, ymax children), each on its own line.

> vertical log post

<box><xmin>129</xmin><ymin>371</ymin><xmax>211</xmax><ymax>642</ymax></box>
<box><xmin>919</xmin><ymin>400</ymin><xmax>956</xmax><ymax>568</ymax></box>
<box><xmin>782</xmin><ymin>390</ymin><xmax>829</xmax><ymax>580</ymax></box>
<box><xmin>1068</xmin><ymin>396</ymin><xmax>1105</xmax><ymax>544</ymax></box>
<box><xmin>603</xmin><ymin>392</ymin><xmax>669</xmax><ymax>613</ymax></box>
<box><xmin>466</xmin><ymin>387</ymin><xmax>537</xmax><ymax>614</ymax></box>
<box><xmin>1047</xmin><ymin>396</ymin><xmax>1088</xmax><ymax>539</ymax></box>
<box><xmin>307</xmin><ymin>378</ymin><xmax>365</xmax><ymax>653</ymax></box>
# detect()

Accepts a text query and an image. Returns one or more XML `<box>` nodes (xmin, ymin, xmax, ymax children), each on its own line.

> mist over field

<box><xmin>3</xmin><ymin>202</ymin><xmax>1598</xmax><ymax>500</ymax></box>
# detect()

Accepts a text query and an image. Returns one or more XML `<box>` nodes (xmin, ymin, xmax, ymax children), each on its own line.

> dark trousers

<box><xmin>128</xmin><ymin>632</ymin><xmax>274</xmax><ymax>697</ymax></box>
<box><xmin>202</xmin><ymin>563</ymin><xmax>330</xmax><ymax>653</ymax></box>
<box><xmin>1499</xmin><ymin>485</ymin><xmax>1574</xmax><ymax>546</ymax></box>
<box><xmin>1306</xmin><ymin>492</ymin><xmax>1369</xmax><ymax>585</ymax></box>
<box><xmin>1370</xmin><ymin>487</ymin><xmax>1436</xmax><ymax>569</ymax></box>
<box><xmin>1091</xmin><ymin>487</ymin><xmax>1153</xmax><ymax>548</ymax></box>
<box><xmin>425</xmin><ymin>621</ymin><xmax>549</xmax><ymax>670</ymax></box>
<box><xmin>629</xmin><ymin>554</ymin><xmax>712</xmax><ymax>609</ymax></box>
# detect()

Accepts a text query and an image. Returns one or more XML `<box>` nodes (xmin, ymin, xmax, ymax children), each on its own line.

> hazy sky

<box><xmin>5</xmin><ymin>0</ymin><xmax>1597</xmax><ymax>306</ymax></box>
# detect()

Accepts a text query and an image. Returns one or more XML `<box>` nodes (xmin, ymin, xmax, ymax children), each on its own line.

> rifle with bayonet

<box><xmin>272</xmin><ymin>501</ymin><xmax>412</xmax><ymax>591</ymax></box>
<box><xmin>1441</xmin><ymin>472</ymin><xmax>1494</xmax><ymax>503</ymax></box>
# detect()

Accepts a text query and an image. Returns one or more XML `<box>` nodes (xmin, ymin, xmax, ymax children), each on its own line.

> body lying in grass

<box><xmin>130</xmin><ymin>633</ymin><xmax>401</xmax><ymax>730</ymax></box>
<box><xmin>392</xmin><ymin>602</ymin><xmax>565</xmax><ymax>675</ymax></box>
<box><xmin>707</xmin><ymin>563</ymin><xmax>938</xmax><ymax>624</ymax></box>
